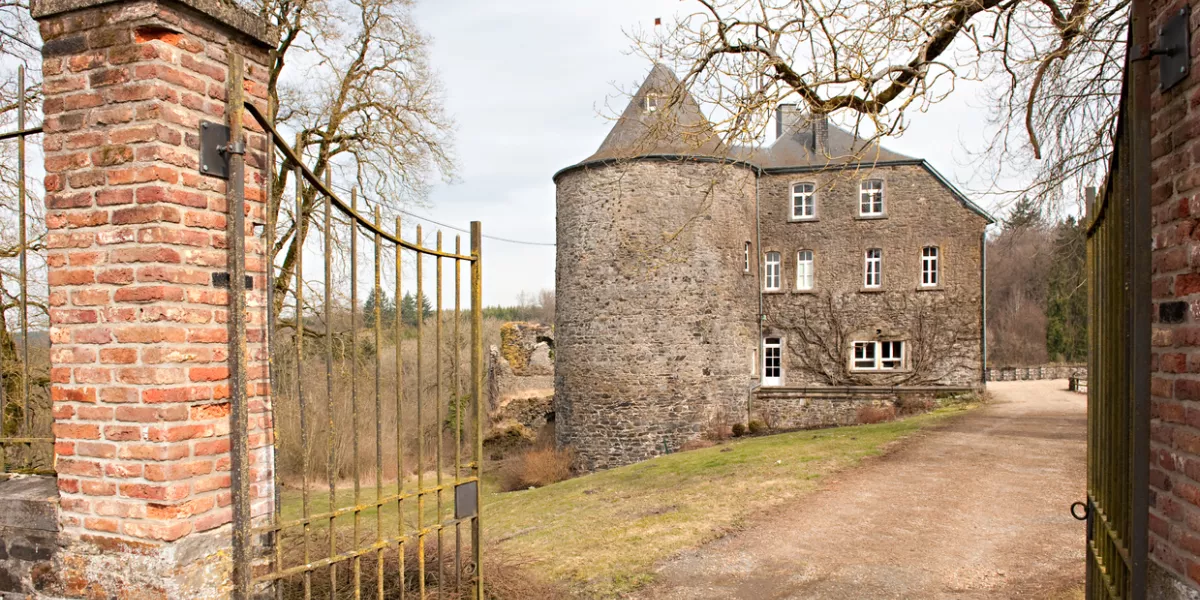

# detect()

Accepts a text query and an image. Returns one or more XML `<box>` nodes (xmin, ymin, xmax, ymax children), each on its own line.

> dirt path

<box><xmin>636</xmin><ymin>380</ymin><xmax>1086</xmax><ymax>600</ymax></box>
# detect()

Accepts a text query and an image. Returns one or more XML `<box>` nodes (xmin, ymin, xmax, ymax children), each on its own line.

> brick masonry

<box><xmin>1148</xmin><ymin>0</ymin><xmax>1200</xmax><ymax>595</ymax></box>
<box><xmin>29</xmin><ymin>0</ymin><xmax>276</xmax><ymax>596</ymax></box>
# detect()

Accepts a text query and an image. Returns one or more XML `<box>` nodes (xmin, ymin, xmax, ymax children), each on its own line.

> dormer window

<box><xmin>644</xmin><ymin>95</ymin><xmax>660</xmax><ymax>112</ymax></box>
<box><xmin>860</xmin><ymin>179</ymin><xmax>884</xmax><ymax>217</ymax></box>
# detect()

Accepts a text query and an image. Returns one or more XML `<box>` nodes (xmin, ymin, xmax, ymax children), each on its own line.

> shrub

<box><xmin>895</xmin><ymin>395</ymin><xmax>935</xmax><ymax>417</ymax></box>
<box><xmin>731</xmin><ymin>422</ymin><xmax>746</xmax><ymax>437</ymax></box>
<box><xmin>747</xmin><ymin>420</ymin><xmax>767</xmax><ymax>435</ymax></box>
<box><xmin>856</xmin><ymin>405</ymin><xmax>896</xmax><ymax>425</ymax></box>
<box><xmin>500</xmin><ymin>446</ymin><xmax>574</xmax><ymax>491</ymax></box>
<box><xmin>679</xmin><ymin>438</ymin><xmax>716</xmax><ymax>452</ymax></box>
<box><xmin>703</xmin><ymin>409</ymin><xmax>733</xmax><ymax>441</ymax></box>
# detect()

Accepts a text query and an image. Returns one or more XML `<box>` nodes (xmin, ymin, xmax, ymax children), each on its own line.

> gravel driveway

<box><xmin>635</xmin><ymin>380</ymin><xmax>1086</xmax><ymax>599</ymax></box>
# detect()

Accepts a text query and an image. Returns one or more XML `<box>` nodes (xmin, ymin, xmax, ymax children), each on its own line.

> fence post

<box><xmin>31</xmin><ymin>0</ymin><xmax>275</xmax><ymax>596</ymax></box>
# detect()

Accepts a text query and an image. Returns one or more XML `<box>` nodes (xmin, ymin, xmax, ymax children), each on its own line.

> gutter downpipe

<box><xmin>751</xmin><ymin>167</ymin><xmax>763</xmax><ymax>421</ymax></box>
<box><xmin>981</xmin><ymin>228</ymin><xmax>988</xmax><ymax>387</ymax></box>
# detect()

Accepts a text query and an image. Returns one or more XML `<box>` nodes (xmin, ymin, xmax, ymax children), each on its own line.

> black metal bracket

<box><xmin>199</xmin><ymin>120</ymin><xmax>245</xmax><ymax>179</ymax></box>
<box><xmin>1133</xmin><ymin>6</ymin><xmax>1191</xmax><ymax>91</ymax></box>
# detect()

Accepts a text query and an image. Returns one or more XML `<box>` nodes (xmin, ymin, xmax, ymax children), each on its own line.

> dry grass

<box><xmin>484</xmin><ymin>403</ymin><xmax>978</xmax><ymax>597</ymax></box>
<box><xmin>272</xmin><ymin>314</ymin><xmax>503</xmax><ymax>484</ymax></box>
<box><xmin>499</xmin><ymin>446</ymin><xmax>574</xmax><ymax>491</ymax></box>
<box><xmin>278</xmin><ymin>535</ymin><xmax>566</xmax><ymax>599</ymax></box>
<box><xmin>856</xmin><ymin>405</ymin><xmax>896</xmax><ymax>424</ymax></box>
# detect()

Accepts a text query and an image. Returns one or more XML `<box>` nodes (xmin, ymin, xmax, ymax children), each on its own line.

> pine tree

<box><xmin>400</xmin><ymin>292</ymin><xmax>433</xmax><ymax>327</ymax></box>
<box><xmin>1045</xmin><ymin>216</ymin><xmax>1087</xmax><ymax>362</ymax></box>
<box><xmin>363</xmin><ymin>289</ymin><xmax>396</xmax><ymax>328</ymax></box>
<box><xmin>1005</xmin><ymin>196</ymin><xmax>1045</xmax><ymax>231</ymax></box>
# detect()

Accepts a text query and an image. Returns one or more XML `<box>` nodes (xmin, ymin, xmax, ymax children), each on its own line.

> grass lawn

<box><xmin>483</xmin><ymin>402</ymin><xmax>976</xmax><ymax>597</ymax></box>
<box><xmin>277</xmin><ymin>401</ymin><xmax>976</xmax><ymax>598</ymax></box>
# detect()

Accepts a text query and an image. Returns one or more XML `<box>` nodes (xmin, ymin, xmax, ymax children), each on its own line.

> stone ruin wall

<box><xmin>488</xmin><ymin>322</ymin><xmax>555</xmax><ymax>435</ymax></box>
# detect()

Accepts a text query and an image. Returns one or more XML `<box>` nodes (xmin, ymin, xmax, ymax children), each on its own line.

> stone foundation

<box><xmin>752</xmin><ymin>387</ymin><xmax>972</xmax><ymax>431</ymax></box>
<box><xmin>0</xmin><ymin>476</ymin><xmax>58</xmax><ymax>599</ymax></box>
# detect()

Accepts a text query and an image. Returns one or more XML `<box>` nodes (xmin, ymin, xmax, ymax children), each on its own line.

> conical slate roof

<box><xmin>584</xmin><ymin>64</ymin><xmax>725</xmax><ymax>162</ymax></box>
<box><xmin>580</xmin><ymin>65</ymin><xmax>912</xmax><ymax>169</ymax></box>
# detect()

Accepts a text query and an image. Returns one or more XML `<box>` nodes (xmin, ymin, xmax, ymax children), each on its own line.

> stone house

<box><xmin>553</xmin><ymin>65</ymin><xmax>994</xmax><ymax>471</ymax></box>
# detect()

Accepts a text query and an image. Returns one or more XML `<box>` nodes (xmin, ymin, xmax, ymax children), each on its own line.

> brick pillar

<box><xmin>1147</xmin><ymin>1</ymin><xmax>1200</xmax><ymax>598</ymax></box>
<box><xmin>31</xmin><ymin>0</ymin><xmax>275</xmax><ymax>596</ymax></box>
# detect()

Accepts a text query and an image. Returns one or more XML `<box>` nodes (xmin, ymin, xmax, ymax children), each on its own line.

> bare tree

<box><xmin>634</xmin><ymin>0</ymin><xmax>1128</xmax><ymax>211</ymax></box>
<box><xmin>260</xmin><ymin>0</ymin><xmax>456</xmax><ymax>313</ymax></box>
<box><xmin>781</xmin><ymin>291</ymin><xmax>978</xmax><ymax>386</ymax></box>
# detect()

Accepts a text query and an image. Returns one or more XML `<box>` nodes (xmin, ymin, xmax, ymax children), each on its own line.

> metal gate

<box><xmin>1084</xmin><ymin>22</ymin><xmax>1150</xmax><ymax>600</ymax></box>
<box><xmin>223</xmin><ymin>57</ymin><xmax>485</xmax><ymax>599</ymax></box>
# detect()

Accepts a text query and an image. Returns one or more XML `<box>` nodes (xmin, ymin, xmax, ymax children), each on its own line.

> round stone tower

<box><xmin>553</xmin><ymin>65</ymin><xmax>759</xmax><ymax>471</ymax></box>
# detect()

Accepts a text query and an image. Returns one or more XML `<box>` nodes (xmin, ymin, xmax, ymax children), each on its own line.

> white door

<box><xmin>762</xmin><ymin>338</ymin><xmax>782</xmax><ymax>387</ymax></box>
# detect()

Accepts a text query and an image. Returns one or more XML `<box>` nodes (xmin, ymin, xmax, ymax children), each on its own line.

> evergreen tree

<box><xmin>1004</xmin><ymin>196</ymin><xmax>1045</xmax><ymax>231</ymax></box>
<box><xmin>400</xmin><ymin>292</ymin><xmax>433</xmax><ymax>327</ymax></box>
<box><xmin>362</xmin><ymin>289</ymin><xmax>396</xmax><ymax>329</ymax></box>
<box><xmin>1045</xmin><ymin>217</ymin><xmax>1088</xmax><ymax>362</ymax></box>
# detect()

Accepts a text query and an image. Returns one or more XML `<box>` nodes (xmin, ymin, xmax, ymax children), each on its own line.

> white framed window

<box><xmin>852</xmin><ymin>340</ymin><xmax>905</xmax><ymax>371</ymax></box>
<box><xmin>764</xmin><ymin>251</ymin><xmax>781</xmax><ymax>291</ymax></box>
<box><xmin>762</xmin><ymin>337</ymin><xmax>782</xmax><ymax>386</ymax></box>
<box><xmin>744</xmin><ymin>242</ymin><xmax>751</xmax><ymax>273</ymax></box>
<box><xmin>796</xmin><ymin>250</ymin><xmax>814</xmax><ymax>290</ymax></box>
<box><xmin>645</xmin><ymin>94</ymin><xmax>659</xmax><ymax>112</ymax></box>
<box><xmin>791</xmin><ymin>182</ymin><xmax>816</xmax><ymax>220</ymax></box>
<box><xmin>921</xmin><ymin>246</ymin><xmax>939</xmax><ymax>287</ymax></box>
<box><xmin>864</xmin><ymin>248</ymin><xmax>882</xmax><ymax>288</ymax></box>
<box><xmin>860</xmin><ymin>179</ymin><xmax>884</xmax><ymax>216</ymax></box>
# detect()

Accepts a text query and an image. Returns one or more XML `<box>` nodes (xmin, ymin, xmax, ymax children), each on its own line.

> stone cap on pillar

<box><xmin>30</xmin><ymin>0</ymin><xmax>279</xmax><ymax>48</ymax></box>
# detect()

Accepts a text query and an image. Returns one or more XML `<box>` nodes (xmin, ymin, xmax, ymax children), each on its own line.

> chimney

<box><xmin>775</xmin><ymin>103</ymin><xmax>829</xmax><ymax>153</ymax></box>
<box><xmin>812</xmin><ymin>114</ymin><xmax>829</xmax><ymax>154</ymax></box>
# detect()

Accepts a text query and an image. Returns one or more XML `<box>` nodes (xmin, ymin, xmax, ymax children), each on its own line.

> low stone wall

<box><xmin>752</xmin><ymin>387</ymin><xmax>972</xmax><ymax>432</ymax></box>
<box><xmin>0</xmin><ymin>476</ymin><xmax>58</xmax><ymax>598</ymax></box>
<box><xmin>985</xmin><ymin>364</ymin><xmax>1087</xmax><ymax>382</ymax></box>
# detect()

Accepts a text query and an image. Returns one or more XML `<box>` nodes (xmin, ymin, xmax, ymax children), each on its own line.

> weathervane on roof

<box><xmin>655</xmin><ymin>17</ymin><xmax>663</xmax><ymax>61</ymax></box>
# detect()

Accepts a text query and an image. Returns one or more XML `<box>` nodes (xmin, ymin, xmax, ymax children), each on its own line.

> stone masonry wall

<box><xmin>757</xmin><ymin>164</ymin><xmax>988</xmax><ymax>388</ymax></box>
<box><xmin>1148</xmin><ymin>0</ymin><xmax>1200</xmax><ymax>595</ymax></box>
<box><xmin>0</xmin><ymin>476</ymin><xmax>58</xmax><ymax>598</ymax></box>
<box><xmin>555</xmin><ymin>160</ymin><xmax>759</xmax><ymax>470</ymax></box>
<box><xmin>32</xmin><ymin>0</ymin><xmax>275</xmax><ymax>596</ymax></box>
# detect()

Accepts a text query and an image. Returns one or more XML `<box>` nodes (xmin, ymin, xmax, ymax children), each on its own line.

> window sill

<box><xmin>849</xmin><ymin>369</ymin><xmax>910</xmax><ymax>374</ymax></box>
<box><xmin>793</xmin><ymin>289</ymin><xmax>817</xmax><ymax>295</ymax></box>
<box><xmin>788</xmin><ymin>217</ymin><xmax>819</xmax><ymax>223</ymax></box>
<box><xmin>855</xmin><ymin>214</ymin><xmax>887</xmax><ymax>221</ymax></box>
<box><xmin>916</xmin><ymin>285</ymin><xmax>944</xmax><ymax>292</ymax></box>
<box><xmin>859</xmin><ymin>287</ymin><xmax>885</xmax><ymax>293</ymax></box>
<box><xmin>763</xmin><ymin>289</ymin><xmax>786</xmax><ymax>295</ymax></box>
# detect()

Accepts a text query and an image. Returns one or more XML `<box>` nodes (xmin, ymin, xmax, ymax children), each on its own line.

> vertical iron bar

<box><xmin>416</xmin><ymin>225</ymin><xmax>426</xmax><ymax>598</ymax></box>
<box><xmin>374</xmin><ymin>206</ymin><xmax>385</xmax><ymax>600</ymax></box>
<box><xmin>324</xmin><ymin>175</ymin><xmax>337</xmax><ymax>599</ymax></box>
<box><xmin>294</xmin><ymin>135</ymin><xmax>311</xmax><ymax>600</ymax></box>
<box><xmin>351</xmin><ymin>190</ymin><xmax>362</xmax><ymax>600</ymax></box>
<box><xmin>395</xmin><ymin>216</ymin><xmax>406</xmax><ymax>600</ymax></box>
<box><xmin>16</xmin><ymin>64</ymin><xmax>28</xmax><ymax>439</ymax></box>
<box><xmin>454</xmin><ymin>235</ymin><xmax>462</xmax><ymax>596</ymax></box>
<box><xmin>435</xmin><ymin>231</ymin><xmax>444</xmax><ymax>596</ymax></box>
<box><xmin>264</xmin><ymin>73</ymin><xmax>282</xmax><ymax>600</ymax></box>
<box><xmin>1128</xmin><ymin>7</ymin><xmax>1151</xmax><ymax>597</ymax></box>
<box><xmin>470</xmin><ymin>222</ymin><xmax>483</xmax><ymax>598</ymax></box>
<box><xmin>226</xmin><ymin>55</ymin><xmax>252</xmax><ymax>600</ymax></box>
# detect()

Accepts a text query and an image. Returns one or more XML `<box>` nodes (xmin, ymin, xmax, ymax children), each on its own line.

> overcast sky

<box><xmin>411</xmin><ymin>1</ymin><xmax>1006</xmax><ymax>306</ymax></box>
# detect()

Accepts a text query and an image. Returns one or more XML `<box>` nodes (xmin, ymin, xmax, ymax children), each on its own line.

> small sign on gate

<box><xmin>455</xmin><ymin>481</ymin><xmax>478</xmax><ymax>519</ymax></box>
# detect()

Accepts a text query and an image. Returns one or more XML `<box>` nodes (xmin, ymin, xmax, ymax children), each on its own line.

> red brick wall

<box><xmin>1148</xmin><ymin>0</ymin><xmax>1200</xmax><ymax>594</ymax></box>
<box><xmin>34</xmin><ymin>0</ymin><xmax>274</xmax><ymax>595</ymax></box>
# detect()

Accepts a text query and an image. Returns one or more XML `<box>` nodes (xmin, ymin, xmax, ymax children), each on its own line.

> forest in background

<box><xmin>986</xmin><ymin>198</ymin><xmax>1087</xmax><ymax>367</ymax></box>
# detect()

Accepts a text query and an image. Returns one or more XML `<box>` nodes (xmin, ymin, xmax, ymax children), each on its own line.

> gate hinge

<box><xmin>1132</xmin><ymin>6</ymin><xmax>1191</xmax><ymax>91</ymax></box>
<box><xmin>199</xmin><ymin>120</ymin><xmax>245</xmax><ymax>179</ymax></box>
